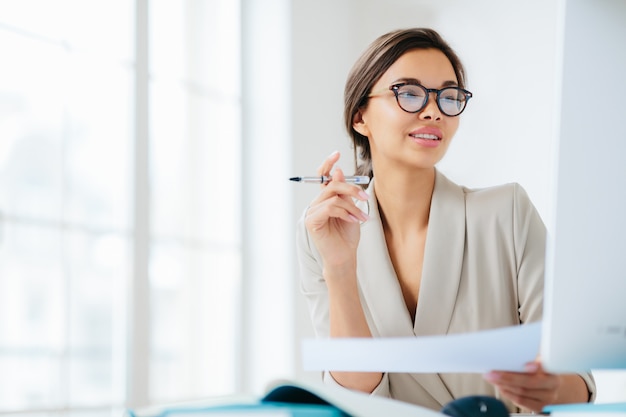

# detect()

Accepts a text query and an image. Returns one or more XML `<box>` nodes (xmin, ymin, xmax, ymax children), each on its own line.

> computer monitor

<box><xmin>540</xmin><ymin>0</ymin><xmax>626</xmax><ymax>373</ymax></box>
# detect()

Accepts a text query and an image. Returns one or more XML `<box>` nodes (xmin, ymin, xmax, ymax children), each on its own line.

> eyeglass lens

<box><xmin>395</xmin><ymin>84</ymin><xmax>468</xmax><ymax>116</ymax></box>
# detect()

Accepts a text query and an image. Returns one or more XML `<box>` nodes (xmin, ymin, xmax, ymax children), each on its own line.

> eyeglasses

<box><xmin>369</xmin><ymin>82</ymin><xmax>473</xmax><ymax>117</ymax></box>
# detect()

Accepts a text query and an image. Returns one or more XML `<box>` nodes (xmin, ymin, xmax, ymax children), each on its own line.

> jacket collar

<box><xmin>356</xmin><ymin>170</ymin><xmax>466</xmax><ymax>336</ymax></box>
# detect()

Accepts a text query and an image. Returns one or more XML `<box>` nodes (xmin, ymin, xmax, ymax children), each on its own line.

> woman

<box><xmin>295</xmin><ymin>28</ymin><xmax>595</xmax><ymax>413</ymax></box>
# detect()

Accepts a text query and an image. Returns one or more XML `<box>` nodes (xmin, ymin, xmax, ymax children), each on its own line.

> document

<box><xmin>302</xmin><ymin>322</ymin><xmax>541</xmax><ymax>373</ymax></box>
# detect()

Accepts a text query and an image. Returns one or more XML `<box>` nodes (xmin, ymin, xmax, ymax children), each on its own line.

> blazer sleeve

<box><xmin>295</xmin><ymin>208</ymin><xmax>393</xmax><ymax>397</ymax></box>
<box><xmin>295</xmin><ymin>208</ymin><xmax>330</xmax><ymax>338</ymax></box>
<box><xmin>512</xmin><ymin>183</ymin><xmax>546</xmax><ymax>324</ymax></box>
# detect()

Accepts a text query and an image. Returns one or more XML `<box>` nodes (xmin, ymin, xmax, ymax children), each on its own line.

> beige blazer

<box><xmin>296</xmin><ymin>170</ymin><xmax>595</xmax><ymax>412</ymax></box>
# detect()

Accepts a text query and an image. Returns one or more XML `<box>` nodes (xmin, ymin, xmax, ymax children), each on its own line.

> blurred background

<box><xmin>0</xmin><ymin>1</ymin><xmax>624</xmax><ymax>416</ymax></box>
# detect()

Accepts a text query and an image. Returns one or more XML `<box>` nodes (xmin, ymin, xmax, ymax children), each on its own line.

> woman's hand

<box><xmin>304</xmin><ymin>151</ymin><xmax>369</xmax><ymax>269</ymax></box>
<box><xmin>483</xmin><ymin>362</ymin><xmax>559</xmax><ymax>412</ymax></box>
<box><xmin>484</xmin><ymin>361</ymin><xmax>590</xmax><ymax>413</ymax></box>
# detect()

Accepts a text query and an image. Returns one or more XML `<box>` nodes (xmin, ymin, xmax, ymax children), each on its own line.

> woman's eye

<box><xmin>441</xmin><ymin>96</ymin><xmax>461</xmax><ymax>103</ymax></box>
<box><xmin>399</xmin><ymin>90</ymin><xmax>424</xmax><ymax>99</ymax></box>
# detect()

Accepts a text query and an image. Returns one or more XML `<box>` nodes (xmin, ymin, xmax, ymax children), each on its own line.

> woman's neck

<box><xmin>374</xmin><ymin>167</ymin><xmax>436</xmax><ymax>238</ymax></box>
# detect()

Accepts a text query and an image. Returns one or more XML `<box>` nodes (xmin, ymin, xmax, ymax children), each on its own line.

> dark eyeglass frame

<box><xmin>369</xmin><ymin>82</ymin><xmax>473</xmax><ymax>117</ymax></box>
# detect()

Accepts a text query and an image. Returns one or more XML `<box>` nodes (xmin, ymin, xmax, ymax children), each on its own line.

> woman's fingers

<box><xmin>331</xmin><ymin>165</ymin><xmax>346</xmax><ymax>182</ymax></box>
<box><xmin>483</xmin><ymin>363</ymin><xmax>560</xmax><ymax>413</ymax></box>
<box><xmin>309</xmin><ymin>181</ymin><xmax>368</xmax><ymax>216</ymax></box>
<box><xmin>316</xmin><ymin>150</ymin><xmax>341</xmax><ymax>177</ymax></box>
<box><xmin>306</xmin><ymin>194</ymin><xmax>368</xmax><ymax>229</ymax></box>
<box><xmin>496</xmin><ymin>386</ymin><xmax>548</xmax><ymax>413</ymax></box>
<box><xmin>310</xmin><ymin>166</ymin><xmax>367</xmax><ymax>202</ymax></box>
<box><xmin>305</xmin><ymin>151</ymin><xmax>369</xmax><ymax>233</ymax></box>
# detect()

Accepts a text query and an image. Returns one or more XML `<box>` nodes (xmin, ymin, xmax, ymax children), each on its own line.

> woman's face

<box><xmin>354</xmin><ymin>48</ymin><xmax>461</xmax><ymax>175</ymax></box>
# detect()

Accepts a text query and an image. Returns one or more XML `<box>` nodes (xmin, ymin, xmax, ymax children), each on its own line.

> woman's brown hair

<box><xmin>344</xmin><ymin>28</ymin><xmax>467</xmax><ymax>179</ymax></box>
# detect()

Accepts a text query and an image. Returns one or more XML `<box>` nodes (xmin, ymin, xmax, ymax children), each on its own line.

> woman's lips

<box><xmin>409</xmin><ymin>133</ymin><xmax>440</xmax><ymax>140</ymax></box>
<box><xmin>409</xmin><ymin>127</ymin><xmax>443</xmax><ymax>147</ymax></box>
<box><xmin>409</xmin><ymin>127</ymin><xmax>443</xmax><ymax>140</ymax></box>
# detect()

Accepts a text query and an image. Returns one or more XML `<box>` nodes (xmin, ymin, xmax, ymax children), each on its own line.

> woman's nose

<box><xmin>419</xmin><ymin>93</ymin><xmax>442</xmax><ymax>120</ymax></box>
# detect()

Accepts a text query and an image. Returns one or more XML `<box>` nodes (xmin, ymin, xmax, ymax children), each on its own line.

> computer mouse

<box><xmin>441</xmin><ymin>395</ymin><xmax>509</xmax><ymax>417</ymax></box>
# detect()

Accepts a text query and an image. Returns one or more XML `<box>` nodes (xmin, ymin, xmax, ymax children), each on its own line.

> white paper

<box><xmin>302</xmin><ymin>322</ymin><xmax>541</xmax><ymax>373</ymax></box>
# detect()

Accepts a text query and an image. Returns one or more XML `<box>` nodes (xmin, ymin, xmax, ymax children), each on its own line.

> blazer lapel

<box><xmin>412</xmin><ymin>170</ymin><xmax>468</xmax><ymax>406</ymax></box>
<box><xmin>356</xmin><ymin>180</ymin><xmax>415</xmax><ymax>337</ymax></box>
<box><xmin>356</xmin><ymin>172</ymin><xmax>467</xmax><ymax>337</ymax></box>
<box><xmin>413</xmin><ymin>170</ymin><xmax>466</xmax><ymax>336</ymax></box>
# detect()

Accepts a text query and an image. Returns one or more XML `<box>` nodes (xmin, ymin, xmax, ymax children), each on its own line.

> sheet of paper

<box><xmin>302</xmin><ymin>322</ymin><xmax>541</xmax><ymax>373</ymax></box>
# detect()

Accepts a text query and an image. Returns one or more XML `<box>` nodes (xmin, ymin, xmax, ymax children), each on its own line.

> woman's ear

<box><xmin>352</xmin><ymin>109</ymin><xmax>370</xmax><ymax>137</ymax></box>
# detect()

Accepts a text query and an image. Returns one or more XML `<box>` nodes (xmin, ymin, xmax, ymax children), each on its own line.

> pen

<box><xmin>289</xmin><ymin>175</ymin><xmax>370</xmax><ymax>185</ymax></box>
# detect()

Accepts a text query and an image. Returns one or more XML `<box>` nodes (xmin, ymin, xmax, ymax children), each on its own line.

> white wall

<box><xmin>289</xmin><ymin>0</ymin><xmax>626</xmax><ymax>401</ymax></box>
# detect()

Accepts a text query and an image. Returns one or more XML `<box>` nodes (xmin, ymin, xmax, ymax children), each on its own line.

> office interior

<box><xmin>0</xmin><ymin>0</ymin><xmax>624</xmax><ymax>416</ymax></box>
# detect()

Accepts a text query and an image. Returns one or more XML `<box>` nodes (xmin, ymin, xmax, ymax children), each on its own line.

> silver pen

<box><xmin>289</xmin><ymin>175</ymin><xmax>370</xmax><ymax>185</ymax></box>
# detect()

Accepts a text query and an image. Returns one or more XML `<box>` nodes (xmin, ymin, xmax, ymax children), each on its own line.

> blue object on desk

<box><xmin>543</xmin><ymin>402</ymin><xmax>626</xmax><ymax>414</ymax></box>
<box><xmin>164</xmin><ymin>403</ymin><xmax>344</xmax><ymax>416</ymax></box>
<box><xmin>128</xmin><ymin>403</ymin><xmax>345</xmax><ymax>417</ymax></box>
<box><xmin>125</xmin><ymin>384</ymin><xmax>349</xmax><ymax>417</ymax></box>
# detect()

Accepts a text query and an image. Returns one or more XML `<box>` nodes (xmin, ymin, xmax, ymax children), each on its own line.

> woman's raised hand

<box><xmin>304</xmin><ymin>151</ymin><xmax>369</xmax><ymax>269</ymax></box>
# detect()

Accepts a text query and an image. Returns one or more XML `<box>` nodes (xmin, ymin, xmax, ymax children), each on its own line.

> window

<box><xmin>0</xmin><ymin>0</ymin><xmax>241</xmax><ymax>414</ymax></box>
<box><xmin>147</xmin><ymin>0</ymin><xmax>241</xmax><ymax>403</ymax></box>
